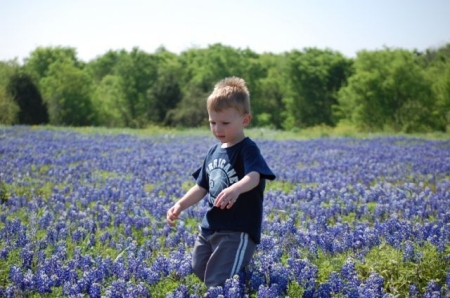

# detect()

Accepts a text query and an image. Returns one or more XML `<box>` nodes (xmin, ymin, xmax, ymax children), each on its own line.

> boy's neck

<box><xmin>221</xmin><ymin>134</ymin><xmax>246</xmax><ymax>148</ymax></box>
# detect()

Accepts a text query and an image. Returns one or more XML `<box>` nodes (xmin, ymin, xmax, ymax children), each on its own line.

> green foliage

<box><xmin>24</xmin><ymin>46</ymin><xmax>80</xmax><ymax>84</ymax></box>
<box><xmin>256</xmin><ymin>53</ymin><xmax>289</xmax><ymax>129</ymax></box>
<box><xmin>2</xmin><ymin>43</ymin><xmax>450</xmax><ymax>133</ymax></box>
<box><xmin>357</xmin><ymin>242</ymin><xmax>450</xmax><ymax>296</ymax></box>
<box><xmin>40</xmin><ymin>60</ymin><xmax>94</xmax><ymax>126</ymax></box>
<box><xmin>0</xmin><ymin>60</ymin><xmax>20</xmax><ymax>124</ymax></box>
<box><xmin>428</xmin><ymin>61</ymin><xmax>450</xmax><ymax>131</ymax></box>
<box><xmin>287</xmin><ymin>281</ymin><xmax>305</xmax><ymax>297</ymax></box>
<box><xmin>0</xmin><ymin>90</ymin><xmax>19</xmax><ymax>125</ymax></box>
<box><xmin>165</xmin><ymin>84</ymin><xmax>209</xmax><ymax>127</ymax></box>
<box><xmin>168</xmin><ymin>44</ymin><xmax>272</xmax><ymax>128</ymax></box>
<box><xmin>284</xmin><ymin>48</ymin><xmax>353</xmax><ymax>129</ymax></box>
<box><xmin>265</xmin><ymin>180</ymin><xmax>298</xmax><ymax>193</ymax></box>
<box><xmin>147</xmin><ymin>49</ymin><xmax>183</xmax><ymax>125</ymax></box>
<box><xmin>0</xmin><ymin>180</ymin><xmax>9</xmax><ymax>203</ymax></box>
<box><xmin>337</xmin><ymin>48</ymin><xmax>438</xmax><ymax>132</ymax></box>
<box><xmin>114</xmin><ymin>48</ymin><xmax>158</xmax><ymax>128</ymax></box>
<box><xmin>8</xmin><ymin>71</ymin><xmax>48</xmax><ymax>125</ymax></box>
<box><xmin>91</xmin><ymin>75</ymin><xmax>128</xmax><ymax>127</ymax></box>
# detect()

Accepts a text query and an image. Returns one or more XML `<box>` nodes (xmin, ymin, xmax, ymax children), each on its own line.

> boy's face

<box><xmin>208</xmin><ymin>108</ymin><xmax>251</xmax><ymax>148</ymax></box>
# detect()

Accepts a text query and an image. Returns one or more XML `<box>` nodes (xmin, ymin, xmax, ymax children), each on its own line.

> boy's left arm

<box><xmin>214</xmin><ymin>171</ymin><xmax>260</xmax><ymax>209</ymax></box>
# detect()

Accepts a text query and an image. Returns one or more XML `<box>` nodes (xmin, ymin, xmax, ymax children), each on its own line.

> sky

<box><xmin>1</xmin><ymin>0</ymin><xmax>449</xmax><ymax>63</ymax></box>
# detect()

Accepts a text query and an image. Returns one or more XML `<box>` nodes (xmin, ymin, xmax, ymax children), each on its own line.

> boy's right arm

<box><xmin>166</xmin><ymin>184</ymin><xmax>207</xmax><ymax>226</ymax></box>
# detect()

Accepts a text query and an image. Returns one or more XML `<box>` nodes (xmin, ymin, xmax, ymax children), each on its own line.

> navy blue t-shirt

<box><xmin>193</xmin><ymin>137</ymin><xmax>276</xmax><ymax>244</ymax></box>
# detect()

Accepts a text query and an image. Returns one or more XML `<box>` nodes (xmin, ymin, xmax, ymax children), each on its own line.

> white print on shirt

<box><xmin>206</xmin><ymin>158</ymin><xmax>239</xmax><ymax>204</ymax></box>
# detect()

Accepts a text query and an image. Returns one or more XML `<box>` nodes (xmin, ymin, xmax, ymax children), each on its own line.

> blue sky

<box><xmin>1</xmin><ymin>0</ymin><xmax>449</xmax><ymax>62</ymax></box>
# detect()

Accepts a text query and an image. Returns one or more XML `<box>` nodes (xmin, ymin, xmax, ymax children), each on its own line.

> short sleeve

<box><xmin>243</xmin><ymin>142</ymin><xmax>276</xmax><ymax>181</ymax></box>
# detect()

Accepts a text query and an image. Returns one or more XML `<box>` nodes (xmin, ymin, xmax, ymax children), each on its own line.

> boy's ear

<box><xmin>243</xmin><ymin>113</ymin><xmax>252</xmax><ymax>126</ymax></box>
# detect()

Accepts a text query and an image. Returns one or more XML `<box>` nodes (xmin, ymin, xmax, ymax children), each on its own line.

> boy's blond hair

<box><xmin>207</xmin><ymin>77</ymin><xmax>251</xmax><ymax>115</ymax></box>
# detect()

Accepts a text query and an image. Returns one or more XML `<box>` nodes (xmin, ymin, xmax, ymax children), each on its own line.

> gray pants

<box><xmin>192</xmin><ymin>230</ymin><xmax>257</xmax><ymax>288</ymax></box>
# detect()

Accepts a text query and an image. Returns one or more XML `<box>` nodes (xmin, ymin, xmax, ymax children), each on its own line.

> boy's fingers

<box><xmin>166</xmin><ymin>210</ymin><xmax>179</xmax><ymax>226</ymax></box>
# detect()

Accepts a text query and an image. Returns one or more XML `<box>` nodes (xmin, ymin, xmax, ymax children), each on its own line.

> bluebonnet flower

<box><xmin>257</xmin><ymin>284</ymin><xmax>280</xmax><ymax>298</ymax></box>
<box><xmin>112</xmin><ymin>259</ymin><xmax>129</xmax><ymax>280</ymax></box>
<box><xmin>446</xmin><ymin>269</ymin><xmax>450</xmax><ymax>289</ymax></box>
<box><xmin>124</xmin><ymin>224</ymin><xmax>133</xmax><ymax>237</ymax></box>
<box><xmin>97</xmin><ymin>257</ymin><xmax>113</xmax><ymax>280</ymax></box>
<box><xmin>0</xmin><ymin>246</ymin><xmax>10</xmax><ymax>259</ymax></box>
<box><xmin>134</xmin><ymin>282</ymin><xmax>150</xmax><ymax>297</ymax></box>
<box><xmin>45</xmin><ymin>227</ymin><xmax>58</xmax><ymax>245</ymax></box>
<box><xmin>105</xmin><ymin>278</ymin><xmax>127</xmax><ymax>298</ymax></box>
<box><xmin>62</xmin><ymin>281</ymin><xmax>71</xmax><ymax>296</ymax></box>
<box><xmin>150</xmin><ymin>255</ymin><xmax>170</xmax><ymax>277</ymax></box>
<box><xmin>402</xmin><ymin>240</ymin><xmax>416</xmax><ymax>262</ymax></box>
<box><xmin>248</xmin><ymin>266</ymin><xmax>266</xmax><ymax>291</ymax></box>
<box><xmin>9</xmin><ymin>266</ymin><xmax>24</xmax><ymax>291</ymax></box>
<box><xmin>87</xmin><ymin>234</ymin><xmax>96</xmax><ymax>248</ymax></box>
<box><xmin>167</xmin><ymin>284</ymin><xmax>189</xmax><ymax>298</ymax></box>
<box><xmin>99</xmin><ymin>231</ymin><xmax>112</xmax><ymax>245</ymax></box>
<box><xmin>16</xmin><ymin>228</ymin><xmax>28</xmax><ymax>247</ymax></box>
<box><xmin>268</xmin><ymin>264</ymin><xmax>289</xmax><ymax>293</ymax></box>
<box><xmin>89</xmin><ymin>282</ymin><xmax>102</xmax><ymax>298</ymax></box>
<box><xmin>34</xmin><ymin>271</ymin><xmax>53</xmax><ymax>294</ymax></box>
<box><xmin>328</xmin><ymin>271</ymin><xmax>343</xmax><ymax>294</ymax></box>
<box><xmin>223</xmin><ymin>275</ymin><xmax>243</xmax><ymax>298</ymax></box>
<box><xmin>2</xmin><ymin>127</ymin><xmax>450</xmax><ymax>297</ymax></box>
<box><xmin>23</xmin><ymin>269</ymin><xmax>35</xmax><ymax>291</ymax></box>
<box><xmin>137</xmin><ymin>266</ymin><xmax>160</xmax><ymax>285</ymax></box>
<box><xmin>71</xmin><ymin>227</ymin><xmax>87</xmax><ymax>243</ymax></box>
<box><xmin>80</xmin><ymin>254</ymin><xmax>95</xmax><ymax>271</ymax></box>
<box><xmin>53</xmin><ymin>241</ymin><xmax>67</xmax><ymax>261</ymax></box>
<box><xmin>316</xmin><ymin>282</ymin><xmax>332</xmax><ymax>298</ymax></box>
<box><xmin>287</xmin><ymin>258</ymin><xmax>318</xmax><ymax>288</ymax></box>
<box><xmin>20</xmin><ymin>245</ymin><xmax>34</xmax><ymax>269</ymax></box>
<box><xmin>341</xmin><ymin>258</ymin><xmax>360</xmax><ymax>286</ymax></box>
<box><xmin>5</xmin><ymin>285</ymin><xmax>18</xmax><ymax>298</ymax></box>
<box><xmin>205</xmin><ymin>286</ymin><xmax>224</xmax><ymax>297</ymax></box>
<box><xmin>69</xmin><ymin>283</ymin><xmax>81</xmax><ymax>296</ymax></box>
<box><xmin>409</xmin><ymin>284</ymin><xmax>419</xmax><ymax>297</ymax></box>
<box><xmin>423</xmin><ymin>281</ymin><xmax>441</xmax><ymax>298</ymax></box>
<box><xmin>39</xmin><ymin>210</ymin><xmax>53</xmax><ymax>229</ymax></box>
<box><xmin>359</xmin><ymin>272</ymin><xmax>385</xmax><ymax>297</ymax></box>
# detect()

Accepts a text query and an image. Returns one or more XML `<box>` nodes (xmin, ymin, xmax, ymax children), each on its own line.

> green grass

<box><xmin>357</xmin><ymin>242</ymin><xmax>450</xmax><ymax>296</ymax></box>
<box><xmin>3</xmin><ymin>123</ymin><xmax>449</xmax><ymax>140</ymax></box>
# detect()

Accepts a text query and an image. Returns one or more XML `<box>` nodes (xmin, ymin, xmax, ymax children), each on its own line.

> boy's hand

<box><xmin>167</xmin><ymin>203</ymin><xmax>182</xmax><ymax>226</ymax></box>
<box><xmin>215</xmin><ymin>187</ymin><xmax>239</xmax><ymax>209</ymax></box>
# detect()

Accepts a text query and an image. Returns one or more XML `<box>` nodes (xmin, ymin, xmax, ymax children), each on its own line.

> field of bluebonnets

<box><xmin>0</xmin><ymin>126</ymin><xmax>449</xmax><ymax>297</ymax></box>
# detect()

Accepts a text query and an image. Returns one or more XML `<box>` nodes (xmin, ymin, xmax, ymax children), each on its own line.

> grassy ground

<box><xmin>3</xmin><ymin>123</ymin><xmax>449</xmax><ymax>140</ymax></box>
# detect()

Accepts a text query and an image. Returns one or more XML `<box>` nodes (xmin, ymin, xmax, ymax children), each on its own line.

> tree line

<box><xmin>1</xmin><ymin>43</ymin><xmax>449</xmax><ymax>132</ymax></box>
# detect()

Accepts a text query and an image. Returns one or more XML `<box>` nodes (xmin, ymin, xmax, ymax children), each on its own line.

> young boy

<box><xmin>166</xmin><ymin>77</ymin><xmax>275</xmax><ymax>288</ymax></box>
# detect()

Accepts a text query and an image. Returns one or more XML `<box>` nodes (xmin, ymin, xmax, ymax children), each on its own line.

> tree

<box><xmin>113</xmin><ymin>48</ymin><xmax>158</xmax><ymax>128</ymax></box>
<box><xmin>337</xmin><ymin>48</ymin><xmax>436</xmax><ymax>132</ymax></box>
<box><xmin>165</xmin><ymin>84</ymin><xmax>209</xmax><ymax>127</ymax></box>
<box><xmin>256</xmin><ymin>53</ymin><xmax>289</xmax><ymax>129</ymax></box>
<box><xmin>172</xmin><ymin>44</ymin><xmax>266</xmax><ymax>127</ymax></box>
<box><xmin>8</xmin><ymin>71</ymin><xmax>48</xmax><ymax>125</ymax></box>
<box><xmin>0</xmin><ymin>61</ymin><xmax>19</xmax><ymax>124</ymax></box>
<box><xmin>86</xmin><ymin>50</ymin><xmax>122</xmax><ymax>83</ymax></box>
<box><xmin>429</xmin><ymin>62</ymin><xmax>450</xmax><ymax>131</ymax></box>
<box><xmin>284</xmin><ymin>48</ymin><xmax>352</xmax><ymax>129</ymax></box>
<box><xmin>40</xmin><ymin>60</ymin><xmax>94</xmax><ymax>126</ymax></box>
<box><xmin>91</xmin><ymin>75</ymin><xmax>128</xmax><ymax>127</ymax></box>
<box><xmin>146</xmin><ymin>48</ymin><xmax>183</xmax><ymax>125</ymax></box>
<box><xmin>24</xmin><ymin>46</ymin><xmax>80</xmax><ymax>84</ymax></box>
